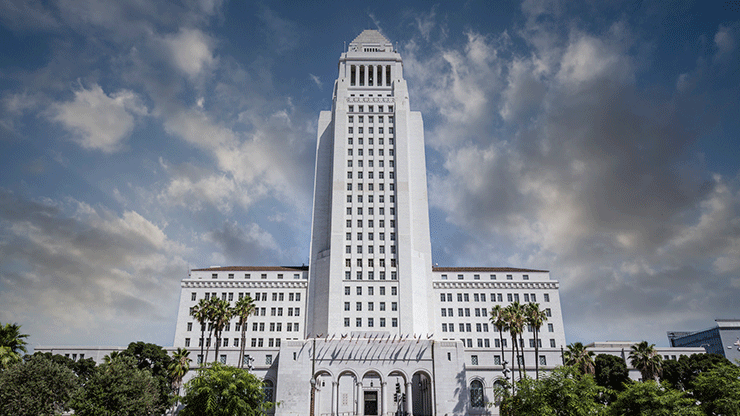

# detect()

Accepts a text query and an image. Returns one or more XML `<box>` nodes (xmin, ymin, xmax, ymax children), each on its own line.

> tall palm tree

<box><xmin>233</xmin><ymin>295</ymin><xmax>257</xmax><ymax>368</ymax></box>
<box><xmin>0</xmin><ymin>346</ymin><xmax>21</xmax><ymax>369</ymax></box>
<box><xmin>103</xmin><ymin>350</ymin><xmax>122</xmax><ymax>363</ymax></box>
<box><xmin>490</xmin><ymin>305</ymin><xmax>509</xmax><ymax>366</ymax></box>
<box><xmin>211</xmin><ymin>298</ymin><xmax>233</xmax><ymax>363</ymax></box>
<box><xmin>525</xmin><ymin>303</ymin><xmax>548</xmax><ymax>380</ymax></box>
<box><xmin>0</xmin><ymin>322</ymin><xmax>29</xmax><ymax>356</ymax></box>
<box><xmin>169</xmin><ymin>347</ymin><xmax>191</xmax><ymax>398</ymax></box>
<box><xmin>564</xmin><ymin>342</ymin><xmax>595</xmax><ymax>375</ymax></box>
<box><xmin>190</xmin><ymin>298</ymin><xmax>211</xmax><ymax>366</ymax></box>
<box><xmin>629</xmin><ymin>341</ymin><xmax>663</xmax><ymax>382</ymax></box>
<box><xmin>506</xmin><ymin>302</ymin><xmax>527</xmax><ymax>379</ymax></box>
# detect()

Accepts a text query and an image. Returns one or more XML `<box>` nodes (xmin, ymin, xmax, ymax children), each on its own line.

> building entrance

<box><xmin>363</xmin><ymin>391</ymin><xmax>378</xmax><ymax>416</ymax></box>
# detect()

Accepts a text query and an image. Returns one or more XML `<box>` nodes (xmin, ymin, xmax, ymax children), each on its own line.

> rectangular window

<box><xmin>550</xmin><ymin>339</ymin><xmax>556</xmax><ymax>348</ymax></box>
<box><xmin>356</xmin><ymin>318</ymin><xmax>362</xmax><ymax>327</ymax></box>
<box><xmin>548</xmin><ymin>323</ymin><xmax>554</xmax><ymax>332</ymax></box>
<box><xmin>545</xmin><ymin>308</ymin><xmax>552</xmax><ymax>317</ymax></box>
<box><xmin>191</xmin><ymin>292</ymin><xmax>197</xmax><ymax>301</ymax></box>
<box><xmin>187</xmin><ymin>322</ymin><xmax>192</xmax><ymax>331</ymax></box>
<box><xmin>391</xmin><ymin>302</ymin><xmax>397</xmax><ymax>311</ymax></box>
<box><xmin>380</xmin><ymin>302</ymin><xmax>386</xmax><ymax>311</ymax></box>
<box><xmin>471</xmin><ymin>355</ymin><xmax>479</xmax><ymax>365</ymax></box>
<box><xmin>392</xmin><ymin>318</ymin><xmax>398</xmax><ymax>327</ymax></box>
<box><xmin>185</xmin><ymin>338</ymin><xmax>190</xmax><ymax>347</ymax></box>
<box><xmin>442</xmin><ymin>323</ymin><xmax>447</xmax><ymax>332</ymax></box>
<box><xmin>544</xmin><ymin>294</ymin><xmax>550</xmax><ymax>302</ymax></box>
<box><xmin>368</xmin><ymin>318</ymin><xmax>374</xmax><ymax>327</ymax></box>
<box><xmin>266</xmin><ymin>355</ymin><xmax>272</xmax><ymax>365</ymax></box>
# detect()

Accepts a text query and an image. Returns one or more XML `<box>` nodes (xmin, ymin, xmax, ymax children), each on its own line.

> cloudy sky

<box><xmin>1</xmin><ymin>0</ymin><xmax>738</xmax><ymax>349</ymax></box>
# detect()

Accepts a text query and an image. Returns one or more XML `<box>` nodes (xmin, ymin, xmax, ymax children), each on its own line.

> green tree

<box><xmin>0</xmin><ymin>354</ymin><xmax>79</xmax><ymax>416</ymax></box>
<box><xmin>491</xmin><ymin>305</ymin><xmax>510</xmax><ymax>380</ymax></box>
<box><xmin>606</xmin><ymin>380</ymin><xmax>701</xmax><ymax>416</ymax></box>
<box><xmin>180</xmin><ymin>363</ymin><xmax>268</xmax><ymax>416</ymax></box>
<box><xmin>211</xmin><ymin>298</ymin><xmax>233</xmax><ymax>364</ymax></box>
<box><xmin>563</xmin><ymin>342</ymin><xmax>595</xmax><ymax>375</ymax></box>
<box><xmin>0</xmin><ymin>322</ymin><xmax>29</xmax><ymax>368</ymax></box>
<box><xmin>691</xmin><ymin>362</ymin><xmax>740</xmax><ymax>416</ymax></box>
<box><xmin>594</xmin><ymin>354</ymin><xmax>630</xmax><ymax>391</ymax></box>
<box><xmin>70</xmin><ymin>355</ymin><xmax>159</xmax><ymax>416</ymax></box>
<box><xmin>499</xmin><ymin>365</ymin><xmax>604</xmax><ymax>416</ymax></box>
<box><xmin>506</xmin><ymin>302</ymin><xmax>527</xmax><ymax>379</ymax></box>
<box><xmin>122</xmin><ymin>341</ymin><xmax>176</xmax><ymax>414</ymax></box>
<box><xmin>28</xmin><ymin>352</ymin><xmax>96</xmax><ymax>382</ymax></box>
<box><xmin>233</xmin><ymin>295</ymin><xmax>257</xmax><ymax>368</ymax></box>
<box><xmin>525</xmin><ymin>302</ymin><xmax>547</xmax><ymax>379</ymax></box>
<box><xmin>169</xmin><ymin>347</ymin><xmax>191</xmax><ymax>396</ymax></box>
<box><xmin>629</xmin><ymin>341</ymin><xmax>662</xmax><ymax>382</ymax></box>
<box><xmin>191</xmin><ymin>298</ymin><xmax>211</xmax><ymax>365</ymax></box>
<box><xmin>661</xmin><ymin>353</ymin><xmax>732</xmax><ymax>392</ymax></box>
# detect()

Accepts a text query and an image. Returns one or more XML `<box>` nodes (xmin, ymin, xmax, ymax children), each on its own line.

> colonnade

<box><xmin>350</xmin><ymin>65</ymin><xmax>392</xmax><ymax>87</ymax></box>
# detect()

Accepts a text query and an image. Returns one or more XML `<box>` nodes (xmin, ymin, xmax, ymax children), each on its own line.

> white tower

<box><xmin>307</xmin><ymin>30</ymin><xmax>434</xmax><ymax>337</ymax></box>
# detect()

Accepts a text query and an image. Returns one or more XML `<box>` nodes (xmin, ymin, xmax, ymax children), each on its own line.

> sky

<box><xmin>0</xmin><ymin>0</ymin><xmax>738</xmax><ymax>350</ymax></box>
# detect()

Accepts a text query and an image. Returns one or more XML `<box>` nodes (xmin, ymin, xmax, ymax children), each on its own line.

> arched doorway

<box><xmin>362</xmin><ymin>371</ymin><xmax>382</xmax><ymax>416</ymax></box>
<box><xmin>387</xmin><ymin>371</ymin><xmax>408</xmax><ymax>416</ymax></box>
<box><xmin>314</xmin><ymin>371</ymin><xmax>333</xmax><ymax>416</ymax></box>
<box><xmin>337</xmin><ymin>371</ymin><xmax>358</xmax><ymax>415</ymax></box>
<box><xmin>412</xmin><ymin>371</ymin><xmax>433</xmax><ymax>416</ymax></box>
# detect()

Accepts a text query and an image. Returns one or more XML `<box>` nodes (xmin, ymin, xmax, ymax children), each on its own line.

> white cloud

<box><xmin>162</xmin><ymin>28</ymin><xmax>216</xmax><ymax>78</ymax></box>
<box><xmin>0</xmin><ymin>190</ymin><xmax>189</xmax><ymax>346</ymax></box>
<box><xmin>50</xmin><ymin>84</ymin><xmax>147</xmax><ymax>153</ymax></box>
<box><xmin>309</xmin><ymin>74</ymin><xmax>322</xmax><ymax>89</ymax></box>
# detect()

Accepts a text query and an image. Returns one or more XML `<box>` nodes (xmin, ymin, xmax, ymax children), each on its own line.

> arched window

<box><xmin>263</xmin><ymin>379</ymin><xmax>274</xmax><ymax>403</ymax></box>
<box><xmin>493</xmin><ymin>380</ymin><xmax>506</xmax><ymax>406</ymax></box>
<box><xmin>470</xmin><ymin>380</ymin><xmax>484</xmax><ymax>408</ymax></box>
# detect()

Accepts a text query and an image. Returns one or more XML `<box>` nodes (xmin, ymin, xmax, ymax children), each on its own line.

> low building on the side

<box><xmin>585</xmin><ymin>341</ymin><xmax>706</xmax><ymax>381</ymax></box>
<box><xmin>668</xmin><ymin>319</ymin><xmax>740</xmax><ymax>363</ymax></box>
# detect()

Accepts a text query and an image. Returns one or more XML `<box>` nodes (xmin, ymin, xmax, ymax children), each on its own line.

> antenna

<box><xmin>344</xmin><ymin>41</ymin><xmax>346</xmax><ymax>52</ymax></box>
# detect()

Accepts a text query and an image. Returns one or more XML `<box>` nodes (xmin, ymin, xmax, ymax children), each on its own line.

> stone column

<box><xmin>331</xmin><ymin>381</ymin><xmax>338</xmax><ymax>416</ymax></box>
<box><xmin>356</xmin><ymin>381</ymin><xmax>363</xmax><ymax>415</ymax></box>
<box><xmin>405</xmin><ymin>381</ymin><xmax>413</xmax><ymax>416</ymax></box>
<box><xmin>381</xmin><ymin>381</ymin><xmax>387</xmax><ymax>416</ymax></box>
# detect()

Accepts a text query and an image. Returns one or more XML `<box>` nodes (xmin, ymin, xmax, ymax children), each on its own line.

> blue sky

<box><xmin>1</xmin><ymin>0</ymin><xmax>738</xmax><ymax>349</ymax></box>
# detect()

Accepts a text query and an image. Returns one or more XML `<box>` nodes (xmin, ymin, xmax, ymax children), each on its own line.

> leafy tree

<box><xmin>233</xmin><ymin>295</ymin><xmax>257</xmax><ymax>368</ymax></box>
<box><xmin>564</xmin><ymin>342</ymin><xmax>595</xmax><ymax>375</ymax></box>
<box><xmin>180</xmin><ymin>363</ymin><xmax>268</xmax><ymax>416</ymax></box>
<box><xmin>629</xmin><ymin>341</ymin><xmax>662</xmax><ymax>382</ymax></box>
<box><xmin>525</xmin><ymin>302</ymin><xmax>547</xmax><ymax>379</ymax></box>
<box><xmin>0</xmin><ymin>354</ymin><xmax>79</xmax><ymax>416</ymax></box>
<box><xmin>595</xmin><ymin>354</ymin><xmax>630</xmax><ymax>391</ymax></box>
<box><xmin>499</xmin><ymin>365</ymin><xmax>604</xmax><ymax>416</ymax></box>
<box><xmin>28</xmin><ymin>352</ymin><xmax>96</xmax><ymax>382</ymax></box>
<box><xmin>606</xmin><ymin>380</ymin><xmax>701</xmax><ymax>416</ymax></box>
<box><xmin>691</xmin><ymin>362</ymin><xmax>740</xmax><ymax>416</ymax></box>
<box><xmin>122</xmin><ymin>341</ymin><xmax>175</xmax><ymax>414</ymax></box>
<box><xmin>661</xmin><ymin>353</ymin><xmax>732</xmax><ymax>392</ymax></box>
<box><xmin>70</xmin><ymin>355</ymin><xmax>159</xmax><ymax>416</ymax></box>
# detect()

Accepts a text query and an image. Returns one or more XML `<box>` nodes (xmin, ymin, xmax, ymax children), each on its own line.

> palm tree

<box><xmin>506</xmin><ymin>302</ymin><xmax>527</xmax><ymax>379</ymax></box>
<box><xmin>169</xmin><ymin>347</ymin><xmax>191</xmax><ymax>403</ymax></box>
<box><xmin>525</xmin><ymin>303</ymin><xmax>548</xmax><ymax>379</ymax></box>
<box><xmin>103</xmin><ymin>350</ymin><xmax>122</xmax><ymax>363</ymax></box>
<box><xmin>211</xmin><ymin>298</ymin><xmax>233</xmax><ymax>364</ymax></box>
<box><xmin>0</xmin><ymin>345</ymin><xmax>21</xmax><ymax>369</ymax></box>
<box><xmin>190</xmin><ymin>298</ymin><xmax>211</xmax><ymax>365</ymax></box>
<box><xmin>0</xmin><ymin>322</ymin><xmax>29</xmax><ymax>356</ymax></box>
<box><xmin>564</xmin><ymin>342</ymin><xmax>595</xmax><ymax>375</ymax></box>
<box><xmin>629</xmin><ymin>341</ymin><xmax>663</xmax><ymax>382</ymax></box>
<box><xmin>233</xmin><ymin>295</ymin><xmax>257</xmax><ymax>368</ymax></box>
<box><xmin>490</xmin><ymin>305</ymin><xmax>509</xmax><ymax>366</ymax></box>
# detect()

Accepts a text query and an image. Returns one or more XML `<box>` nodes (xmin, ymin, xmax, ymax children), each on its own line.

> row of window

<box><xmin>347</xmin><ymin>105</ymin><xmax>393</xmax><ymax>113</ymax></box>
<box><xmin>441</xmin><ymin>321</ymin><xmax>555</xmax><ymax>334</ymax></box>
<box><xmin>345</xmin><ymin>301</ymin><xmax>397</xmax><ymax>311</ymax></box>
<box><xmin>348</xmin><ymin>126</ymin><xmax>394</xmax><ymax>135</ymax></box>
<box><xmin>344</xmin><ymin>270</ymin><xmax>397</xmax><ymax>280</ymax></box>
<box><xmin>440</xmin><ymin>273</ymin><xmax>535</xmax><ymax>281</ymax></box>
<box><xmin>348</xmin><ymin>63</ymin><xmax>392</xmax><ymax>87</ymax></box>
<box><xmin>348</xmin><ymin>115</ymin><xmax>393</xmax><ymax>123</ymax></box>
<box><xmin>347</xmin><ymin>170</ymin><xmax>395</xmax><ymax>180</ymax></box>
<box><xmin>345</xmin><ymin>232</ymin><xmax>396</xmax><ymax>241</ymax></box>
<box><xmin>439</xmin><ymin>306</ymin><xmax>552</xmax><ymax>318</ymax></box>
<box><xmin>186</xmin><ymin>320</ymin><xmax>302</xmax><ymax>335</ymax></box>
<box><xmin>345</xmin><ymin>258</ymin><xmax>396</xmax><ymax>268</ymax></box>
<box><xmin>210</xmin><ymin>272</ymin><xmax>302</xmax><ymax>280</ymax></box>
<box><xmin>348</xmin><ymin>137</ymin><xmax>394</xmax><ymax>147</ymax></box>
<box><xmin>347</xmin><ymin>206</ymin><xmax>395</xmax><ymax>215</ymax></box>
<box><xmin>345</xmin><ymin>286</ymin><xmax>397</xmax><ymax>295</ymax></box>
<box><xmin>346</xmin><ymin>155</ymin><xmax>394</xmax><ymax>167</ymax></box>
<box><xmin>346</xmin><ymin>183</ymin><xmax>394</xmax><ymax>192</ymax></box>
<box><xmin>344</xmin><ymin>317</ymin><xmax>398</xmax><ymax>327</ymax></box>
<box><xmin>347</xmin><ymin>147</ymin><xmax>393</xmax><ymax>156</ymax></box>
<box><xmin>192</xmin><ymin>292</ymin><xmax>302</xmax><ymax>302</ymax></box>
<box><xmin>440</xmin><ymin>293</ymin><xmax>550</xmax><ymax>303</ymax></box>
<box><xmin>346</xmin><ymin>218</ymin><xmax>396</xmax><ymax>228</ymax></box>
